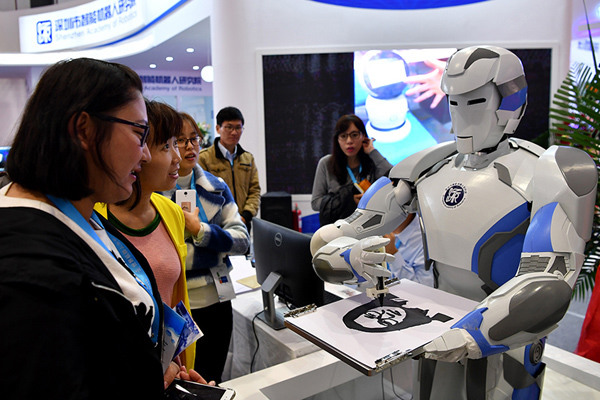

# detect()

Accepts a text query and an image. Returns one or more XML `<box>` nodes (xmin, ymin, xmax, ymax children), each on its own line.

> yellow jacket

<box><xmin>95</xmin><ymin>194</ymin><xmax>196</xmax><ymax>370</ymax></box>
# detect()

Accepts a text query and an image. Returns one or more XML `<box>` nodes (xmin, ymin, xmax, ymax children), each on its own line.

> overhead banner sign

<box><xmin>138</xmin><ymin>70</ymin><xmax>212</xmax><ymax>97</ymax></box>
<box><xmin>19</xmin><ymin>0</ymin><xmax>186</xmax><ymax>53</ymax></box>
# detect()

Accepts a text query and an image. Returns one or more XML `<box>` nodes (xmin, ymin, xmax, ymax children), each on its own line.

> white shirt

<box><xmin>218</xmin><ymin>140</ymin><xmax>237</xmax><ymax>165</ymax></box>
<box><xmin>387</xmin><ymin>215</ymin><xmax>433</xmax><ymax>287</ymax></box>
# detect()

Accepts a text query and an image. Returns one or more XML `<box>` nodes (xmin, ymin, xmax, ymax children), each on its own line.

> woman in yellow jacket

<box><xmin>96</xmin><ymin>100</ymin><xmax>200</xmax><ymax>376</ymax></box>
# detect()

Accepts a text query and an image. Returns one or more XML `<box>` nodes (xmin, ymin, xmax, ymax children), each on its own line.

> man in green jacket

<box><xmin>198</xmin><ymin>106</ymin><xmax>261</xmax><ymax>232</ymax></box>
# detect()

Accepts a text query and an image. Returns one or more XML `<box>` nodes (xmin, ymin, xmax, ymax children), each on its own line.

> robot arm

<box><xmin>312</xmin><ymin>235</ymin><xmax>394</xmax><ymax>291</ymax></box>
<box><xmin>310</xmin><ymin>141</ymin><xmax>456</xmax><ymax>295</ymax></box>
<box><xmin>309</xmin><ymin>177</ymin><xmax>412</xmax><ymax>294</ymax></box>
<box><xmin>425</xmin><ymin>145</ymin><xmax>597</xmax><ymax>362</ymax></box>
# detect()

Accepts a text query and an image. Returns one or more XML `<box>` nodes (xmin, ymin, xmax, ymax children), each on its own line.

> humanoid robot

<box><xmin>310</xmin><ymin>46</ymin><xmax>598</xmax><ymax>399</ymax></box>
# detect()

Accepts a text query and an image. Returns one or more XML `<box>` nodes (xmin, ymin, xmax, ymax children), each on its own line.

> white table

<box><xmin>222</xmin><ymin>346</ymin><xmax>600</xmax><ymax>400</ymax></box>
<box><xmin>222</xmin><ymin>288</ymin><xmax>321</xmax><ymax>381</ymax></box>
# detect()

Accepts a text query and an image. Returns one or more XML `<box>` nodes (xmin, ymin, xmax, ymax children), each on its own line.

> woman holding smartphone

<box><xmin>95</xmin><ymin>100</ymin><xmax>200</xmax><ymax>375</ymax></box>
<box><xmin>161</xmin><ymin>111</ymin><xmax>249</xmax><ymax>384</ymax></box>
<box><xmin>311</xmin><ymin>114</ymin><xmax>393</xmax><ymax>226</ymax></box>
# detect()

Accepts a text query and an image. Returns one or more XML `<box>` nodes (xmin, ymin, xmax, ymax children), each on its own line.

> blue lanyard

<box><xmin>346</xmin><ymin>164</ymin><xmax>362</xmax><ymax>184</ymax></box>
<box><xmin>176</xmin><ymin>170</ymin><xmax>208</xmax><ymax>223</ymax></box>
<box><xmin>106</xmin><ymin>231</ymin><xmax>160</xmax><ymax>344</ymax></box>
<box><xmin>47</xmin><ymin>195</ymin><xmax>113</xmax><ymax>256</ymax></box>
<box><xmin>47</xmin><ymin>195</ymin><xmax>159</xmax><ymax>344</ymax></box>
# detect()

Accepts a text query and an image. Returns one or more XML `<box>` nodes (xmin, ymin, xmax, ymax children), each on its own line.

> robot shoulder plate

<box><xmin>531</xmin><ymin>145</ymin><xmax>597</xmax><ymax>241</ymax></box>
<box><xmin>389</xmin><ymin>141</ymin><xmax>457</xmax><ymax>182</ymax></box>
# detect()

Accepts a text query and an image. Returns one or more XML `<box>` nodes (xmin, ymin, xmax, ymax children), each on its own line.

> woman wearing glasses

<box><xmin>161</xmin><ymin>111</ymin><xmax>249</xmax><ymax>384</ymax></box>
<box><xmin>0</xmin><ymin>58</ymin><xmax>167</xmax><ymax>399</ymax></box>
<box><xmin>311</xmin><ymin>114</ymin><xmax>392</xmax><ymax>226</ymax></box>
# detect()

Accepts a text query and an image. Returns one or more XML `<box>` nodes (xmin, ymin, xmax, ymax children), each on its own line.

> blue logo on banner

<box><xmin>443</xmin><ymin>183</ymin><xmax>466</xmax><ymax>208</ymax></box>
<box><xmin>36</xmin><ymin>20</ymin><xmax>52</xmax><ymax>45</ymax></box>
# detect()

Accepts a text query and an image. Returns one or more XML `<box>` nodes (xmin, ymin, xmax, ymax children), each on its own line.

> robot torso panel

<box><xmin>416</xmin><ymin>140</ymin><xmax>539</xmax><ymax>301</ymax></box>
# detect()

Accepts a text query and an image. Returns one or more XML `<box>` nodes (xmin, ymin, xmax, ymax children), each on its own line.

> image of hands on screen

<box><xmin>354</xmin><ymin>48</ymin><xmax>456</xmax><ymax>165</ymax></box>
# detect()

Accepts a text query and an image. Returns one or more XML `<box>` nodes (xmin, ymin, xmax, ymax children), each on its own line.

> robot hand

<box><xmin>422</xmin><ymin>329</ymin><xmax>482</xmax><ymax>363</ymax></box>
<box><xmin>349</xmin><ymin>236</ymin><xmax>394</xmax><ymax>286</ymax></box>
<box><xmin>312</xmin><ymin>236</ymin><xmax>393</xmax><ymax>294</ymax></box>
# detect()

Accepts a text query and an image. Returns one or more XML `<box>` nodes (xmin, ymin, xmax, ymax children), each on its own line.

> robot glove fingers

<box><xmin>363</xmin><ymin>264</ymin><xmax>392</xmax><ymax>279</ymax></box>
<box><xmin>360</xmin><ymin>251</ymin><xmax>395</xmax><ymax>265</ymax></box>
<box><xmin>357</xmin><ymin>236</ymin><xmax>390</xmax><ymax>251</ymax></box>
<box><xmin>422</xmin><ymin>329</ymin><xmax>481</xmax><ymax>362</ymax></box>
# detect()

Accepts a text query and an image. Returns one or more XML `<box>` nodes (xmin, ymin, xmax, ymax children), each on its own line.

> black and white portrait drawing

<box><xmin>343</xmin><ymin>294</ymin><xmax>452</xmax><ymax>333</ymax></box>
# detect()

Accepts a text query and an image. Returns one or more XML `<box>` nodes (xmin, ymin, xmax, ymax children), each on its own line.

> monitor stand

<box><xmin>257</xmin><ymin>271</ymin><xmax>286</xmax><ymax>330</ymax></box>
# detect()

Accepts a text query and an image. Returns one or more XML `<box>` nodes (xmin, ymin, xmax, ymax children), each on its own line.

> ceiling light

<box><xmin>149</xmin><ymin>63</ymin><xmax>157</xmax><ymax>69</ymax></box>
<box><xmin>186</xmin><ymin>48</ymin><xmax>195</xmax><ymax>53</ymax></box>
<box><xmin>166</xmin><ymin>56</ymin><xmax>174</xmax><ymax>62</ymax></box>
<box><xmin>193</xmin><ymin>65</ymin><xmax>200</xmax><ymax>70</ymax></box>
<box><xmin>201</xmin><ymin>65</ymin><xmax>214</xmax><ymax>83</ymax></box>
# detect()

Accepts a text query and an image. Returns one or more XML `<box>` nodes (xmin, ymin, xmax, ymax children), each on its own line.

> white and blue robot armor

<box><xmin>311</xmin><ymin>45</ymin><xmax>597</xmax><ymax>400</ymax></box>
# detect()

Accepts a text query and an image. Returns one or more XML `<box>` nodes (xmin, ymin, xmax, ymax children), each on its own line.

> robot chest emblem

<box><xmin>442</xmin><ymin>182</ymin><xmax>467</xmax><ymax>209</ymax></box>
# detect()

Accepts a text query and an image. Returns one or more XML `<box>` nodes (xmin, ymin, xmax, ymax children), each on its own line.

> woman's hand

<box><xmin>164</xmin><ymin>361</ymin><xmax>181</xmax><ymax>389</ymax></box>
<box><xmin>177</xmin><ymin>366</ymin><xmax>216</xmax><ymax>386</ymax></box>
<box><xmin>362</xmin><ymin>138</ymin><xmax>376</xmax><ymax>154</ymax></box>
<box><xmin>353</xmin><ymin>193</ymin><xmax>363</xmax><ymax>205</ymax></box>
<box><xmin>182</xmin><ymin>207</ymin><xmax>202</xmax><ymax>236</ymax></box>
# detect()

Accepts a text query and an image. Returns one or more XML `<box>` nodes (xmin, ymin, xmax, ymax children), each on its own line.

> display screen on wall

<box><xmin>263</xmin><ymin>48</ymin><xmax>551</xmax><ymax>195</ymax></box>
<box><xmin>353</xmin><ymin>48</ymin><xmax>551</xmax><ymax>166</ymax></box>
<box><xmin>354</xmin><ymin>48</ymin><xmax>456</xmax><ymax>166</ymax></box>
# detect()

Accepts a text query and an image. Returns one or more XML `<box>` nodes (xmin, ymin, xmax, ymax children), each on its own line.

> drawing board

<box><xmin>284</xmin><ymin>279</ymin><xmax>477</xmax><ymax>375</ymax></box>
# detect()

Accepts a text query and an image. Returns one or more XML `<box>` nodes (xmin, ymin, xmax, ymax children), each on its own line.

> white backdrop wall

<box><xmin>0</xmin><ymin>78</ymin><xmax>27</xmax><ymax>146</ymax></box>
<box><xmin>211</xmin><ymin>0</ymin><xmax>571</xmax><ymax>217</ymax></box>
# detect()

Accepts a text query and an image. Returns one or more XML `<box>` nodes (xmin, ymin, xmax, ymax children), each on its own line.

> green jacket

<box><xmin>197</xmin><ymin>138</ymin><xmax>261</xmax><ymax>223</ymax></box>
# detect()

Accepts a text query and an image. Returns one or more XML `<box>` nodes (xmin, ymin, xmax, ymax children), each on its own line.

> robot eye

<box><xmin>449</xmin><ymin>100</ymin><xmax>458</xmax><ymax>106</ymax></box>
<box><xmin>467</xmin><ymin>98</ymin><xmax>486</xmax><ymax>105</ymax></box>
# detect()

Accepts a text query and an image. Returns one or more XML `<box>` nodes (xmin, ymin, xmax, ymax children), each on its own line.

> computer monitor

<box><xmin>0</xmin><ymin>146</ymin><xmax>10</xmax><ymax>172</ymax></box>
<box><xmin>252</xmin><ymin>217</ymin><xmax>325</xmax><ymax>329</ymax></box>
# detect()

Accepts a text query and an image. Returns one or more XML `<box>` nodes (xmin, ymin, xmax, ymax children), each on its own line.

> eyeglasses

<box><xmin>221</xmin><ymin>124</ymin><xmax>244</xmax><ymax>134</ymax></box>
<box><xmin>338</xmin><ymin>131</ymin><xmax>363</xmax><ymax>142</ymax></box>
<box><xmin>177</xmin><ymin>136</ymin><xmax>201</xmax><ymax>148</ymax></box>
<box><xmin>91</xmin><ymin>113</ymin><xmax>150</xmax><ymax>147</ymax></box>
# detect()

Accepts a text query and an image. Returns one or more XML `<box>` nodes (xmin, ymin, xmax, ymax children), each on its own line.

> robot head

<box><xmin>441</xmin><ymin>46</ymin><xmax>527</xmax><ymax>154</ymax></box>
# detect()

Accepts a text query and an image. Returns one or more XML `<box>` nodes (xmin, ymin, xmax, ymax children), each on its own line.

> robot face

<box><xmin>448</xmin><ymin>82</ymin><xmax>505</xmax><ymax>154</ymax></box>
<box><xmin>442</xmin><ymin>46</ymin><xmax>528</xmax><ymax>153</ymax></box>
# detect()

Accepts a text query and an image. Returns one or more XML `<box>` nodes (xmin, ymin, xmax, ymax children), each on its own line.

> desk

<box><xmin>222</xmin><ymin>346</ymin><xmax>600</xmax><ymax>400</ymax></box>
<box><xmin>222</xmin><ymin>288</ymin><xmax>321</xmax><ymax>381</ymax></box>
<box><xmin>221</xmin><ymin>274</ymin><xmax>600</xmax><ymax>399</ymax></box>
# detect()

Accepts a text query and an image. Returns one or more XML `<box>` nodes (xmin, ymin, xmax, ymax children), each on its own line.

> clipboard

<box><xmin>284</xmin><ymin>279</ymin><xmax>477</xmax><ymax>375</ymax></box>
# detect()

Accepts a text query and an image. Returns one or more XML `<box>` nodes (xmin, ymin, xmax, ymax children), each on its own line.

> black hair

<box><xmin>330</xmin><ymin>114</ymin><xmax>374</xmax><ymax>184</ymax></box>
<box><xmin>124</xmin><ymin>99</ymin><xmax>183</xmax><ymax>210</ymax></box>
<box><xmin>216</xmin><ymin>106</ymin><xmax>244</xmax><ymax>126</ymax></box>
<box><xmin>6</xmin><ymin>58</ymin><xmax>143</xmax><ymax>200</ymax></box>
<box><xmin>179</xmin><ymin>112</ymin><xmax>203</xmax><ymax>139</ymax></box>
<box><xmin>145</xmin><ymin>99</ymin><xmax>183</xmax><ymax>147</ymax></box>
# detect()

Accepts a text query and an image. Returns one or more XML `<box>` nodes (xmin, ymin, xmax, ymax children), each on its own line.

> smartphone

<box><xmin>165</xmin><ymin>379</ymin><xmax>236</xmax><ymax>400</ymax></box>
<box><xmin>175</xmin><ymin>189</ymin><xmax>196</xmax><ymax>213</ymax></box>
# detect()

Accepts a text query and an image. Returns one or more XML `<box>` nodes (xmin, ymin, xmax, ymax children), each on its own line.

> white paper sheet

<box><xmin>285</xmin><ymin>279</ymin><xmax>477</xmax><ymax>372</ymax></box>
<box><xmin>229</xmin><ymin>255</ymin><xmax>258</xmax><ymax>294</ymax></box>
